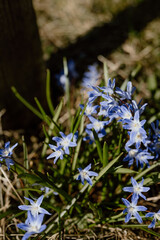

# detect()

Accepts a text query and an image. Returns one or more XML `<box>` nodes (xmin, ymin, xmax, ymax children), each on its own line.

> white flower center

<box><xmin>56</xmin><ymin>150</ymin><xmax>62</xmax><ymax>156</ymax></box>
<box><xmin>81</xmin><ymin>171</ymin><xmax>88</xmax><ymax>178</ymax></box>
<box><xmin>3</xmin><ymin>149</ymin><xmax>9</xmax><ymax>157</ymax></box>
<box><xmin>155</xmin><ymin>213</ymin><xmax>160</xmax><ymax>221</ymax></box>
<box><xmin>134</xmin><ymin>186</ymin><xmax>141</xmax><ymax>193</ymax></box>
<box><xmin>93</xmin><ymin>121</ymin><xmax>103</xmax><ymax>131</ymax></box>
<box><xmin>61</xmin><ymin>138</ymin><xmax>70</xmax><ymax>147</ymax></box>
<box><xmin>135</xmin><ymin>133</ymin><xmax>143</xmax><ymax>142</ymax></box>
<box><xmin>131</xmin><ymin>121</ymin><xmax>141</xmax><ymax>131</ymax></box>
<box><xmin>28</xmin><ymin>225</ymin><xmax>39</xmax><ymax>232</ymax></box>
<box><xmin>124</xmin><ymin>112</ymin><xmax>132</xmax><ymax>119</ymax></box>
<box><xmin>31</xmin><ymin>205</ymin><xmax>39</xmax><ymax>216</ymax></box>
<box><xmin>128</xmin><ymin>206</ymin><xmax>135</xmax><ymax>214</ymax></box>
<box><xmin>129</xmin><ymin>149</ymin><xmax>137</xmax><ymax>158</ymax></box>
<box><xmin>85</xmin><ymin>106</ymin><xmax>93</xmax><ymax>115</ymax></box>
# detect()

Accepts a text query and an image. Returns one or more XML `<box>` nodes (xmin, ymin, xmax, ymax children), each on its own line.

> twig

<box><xmin>0</xmin><ymin>167</ymin><xmax>24</xmax><ymax>205</ymax></box>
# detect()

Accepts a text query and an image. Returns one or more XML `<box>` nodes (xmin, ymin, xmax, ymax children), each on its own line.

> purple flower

<box><xmin>17</xmin><ymin>211</ymin><xmax>46</xmax><ymax>240</ymax></box>
<box><xmin>123</xmin><ymin>177</ymin><xmax>150</xmax><ymax>201</ymax></box>
<box><xmin>76</xmin><ymin>163</ymin><xmax>98</xmax><ymax>185</ymax></box>
<box><xmin>122</xmin><ymin>197</ymin><xmax>147</xmax><ymax>223</ymax></box>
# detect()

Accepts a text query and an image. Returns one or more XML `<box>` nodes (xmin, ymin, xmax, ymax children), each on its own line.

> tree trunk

<box><xmin>0</xmin><ymin>0</ymin><xmax>45</xmax><ymax>129</ymax></box>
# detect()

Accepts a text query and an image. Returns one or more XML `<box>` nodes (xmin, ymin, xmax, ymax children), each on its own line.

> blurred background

<box><xmin>0</xmin><ymin>0</ymin><xmax>160</xmax><ymax>130</ymax></box>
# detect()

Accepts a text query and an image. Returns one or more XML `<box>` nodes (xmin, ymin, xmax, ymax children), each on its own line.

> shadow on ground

<box><xmin>47</xmin><ymin>0</ymin><xmax>160</xmax><ymax>75</ymax></box>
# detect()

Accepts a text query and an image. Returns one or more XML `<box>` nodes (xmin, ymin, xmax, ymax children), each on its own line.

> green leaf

<box><xmin>0</xmin><ymin>208</ymin><xmax>13</xmax><ymax>221</ymax></box>
<box><xmin>134</xmin><ymin>162</ymin><xmax>160</xmax><ymax>182</ymax></box>
<box><xmin>114</xmin><ymin>167</ymin><xmax>137</xmax><ymax>174</ymax></box>
<box><xmin>18</xmin><ymin>173</ymin><xmax>42</xmax><ymax>184</ymax></box>
<box><xmin>140</xmin><ymin>226</ymin><xmax>160</xmax><ymax>237</ymax></box>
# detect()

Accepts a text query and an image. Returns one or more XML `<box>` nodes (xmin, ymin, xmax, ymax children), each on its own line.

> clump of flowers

<box><xmin>3</xmin><ymin>63</ymin><xmax>160</xmax><ymax>239</ymax></box>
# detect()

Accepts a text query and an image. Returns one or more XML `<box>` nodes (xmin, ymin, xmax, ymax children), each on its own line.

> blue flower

<box><xmin>56</xmin><ymin>59</ymin><xmax>78</xmax><ymax>91</ymax></box>
<box><xmin>125</xmin><ymin>130</ymin><xmax>150</xmax><ymax>149</ymax></box>
<box><xmin>99</xmin><ymin>78</ymin><xmax>115</xmax><ymax>96</ymax></box>
<box><xmin>123</xmin><ymin>110</ymin><xmax>146</xmax><ymax>134</ymax></box>
<box><xmin>83</xmin><ymin>129</ymin><xmax>95</xmax><ymax>144</ymax></box>
<box><xmin>146</xmin><ymin>210</ymin><xmax>160</xmax><ymax>228</ymax></box>
<box><xmin>135</xmin><ymin>150</ymin><xmax>154</xmax><ymax>168</ymax></box>
<box><xmin>52</xmin><ymin>132</ymin><xmax>77</xmax><ymax>154</ymax></box>
<box><xmin>116</xmin><ymin>81</ymin><xmax>136</xmax><ymax>100</ymax></box>
<box><xmin>151</xmin><ymin>120</ymin><xmax>160</xmax><ymax>140</ymax></box>
<box><xmin>41</xmin><ymin>186</ymin><xmax>58</xmax><ymax>197</ymax></box>
<box><xmin>86</xmin><ymin>116</ymin><xmax>108</xmax><ymax>138</ymax></box>
<box><xmin>81</xmin><ymin>64</ymin><xmax>100</xmax><ymax>89</ymax></box>
<box><xmin>79</xmin><ymin>102</ymin><xmax>99</xmax><ymax>116</ymax></box>
<box><xmin>87</xmin><ymin>86</ymin><xmax>102</xmax><ymax>103</ymax></box>
<box><xmin>100</xmin><ymin>97</ymin><xmax>119</xmax><ymax>122</ymax></box>
<box><xmin>0</xmin><ymin>141</ymin><xmax>18</xmax><ymax>159</ymax></box>
<box><xmin>0</xmin><ymin>141</ymin><xmax>18</xmax><ymax>170</ymax></box>
<box><xmin>117</xmin><ymin>105</ymin><xmax>133</xmax><ymax>122</ymax></box>
<box><xmin>47</xmin><ymin>144</ymin><xmax>64</xmax><ymax>164</ymax></box>
<box><xmin>149</xmin><ymin>139</ymin><xmax>160</xmax><ymax>159</ymax></box>
<box><xmin>123</xmin><ymin>148</ymin><xmax>138</xmax><ymax>166</ymax></box>
<box><xmin>123</xmin><ymin>177</ymin><xmax>150</xmax><ymax>201</ymax></box>
<box><xmin>131</xmin><ymin>100</ymin><xmax>147</xmax><ymax>115</ymax></box>
<box><xmin>17</xmin><ymin>211</ymin><xmax>46</xmax><ymax>240</ymax></box>
<box><xmin>122</xmin><ymin>197</ymin><xmax>147</xmax><ymax>223</ymax></box>
<box><xmin>18</xmin><ymin>195</ymin><xmax>51</xmax><ymax>217</ymax></box>
<box><xmin>76</xmin><ymin>163</ymin><xmax>98</xmax><ymax>185</ymax></box>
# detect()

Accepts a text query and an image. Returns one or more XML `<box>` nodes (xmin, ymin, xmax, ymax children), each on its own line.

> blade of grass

<box><xmin>41</xmin><ymin>99</ymin><xmax>63</xmax><ymax>158</ymax></box>
<box><xmin>11</xmin><ymin>86</ymin><xmax>43</xmax><ymax>120</ymax></box>
<box><xmin>34</xmin><ymin>97</ymin><xmax>50</xmax><ymax>125</ymax></box>
<box><xmin>22</xmin><ymin>136</ymin><xmax>29</xmax><ymax>203</ymax></box>
<box><xmin>46</xmin><ymin>69</ymin><xmax>54</xmax><ymax>116</ymax></box>
<box><xmin>93</xmin><ymin>130</ymin><xmax>103</xmax><ymax>164</ymax></box>
<box><xmin>72</xmin><ymin>115</ymin><xmax>84</xmax><ymax>171</ymax></box>
<box><xmin>103</xmin><ymin>61</ymin><xmax>109</xmax><ymax>87</ymax></box>
<box><xmin>103</xmin><ymin>141</ymin><xmax>108</xmax><ymax>167</ymax></box>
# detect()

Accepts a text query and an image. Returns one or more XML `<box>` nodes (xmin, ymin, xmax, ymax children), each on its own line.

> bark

<box><xmin>0</xmin><ymin>0</ymin><xmax>45</xmax><ymax>129</ymax></box>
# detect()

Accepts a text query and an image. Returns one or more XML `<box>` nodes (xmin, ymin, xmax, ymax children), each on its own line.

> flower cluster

<box><xmin>17</xmin><ymin>195</ymin><xmax>51</xmax><ymax>240</ymax></box>
<box><xmin>0</xmin><ymin>141</ymin><xmax>18</xmax><ymax>170</ymax></box>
